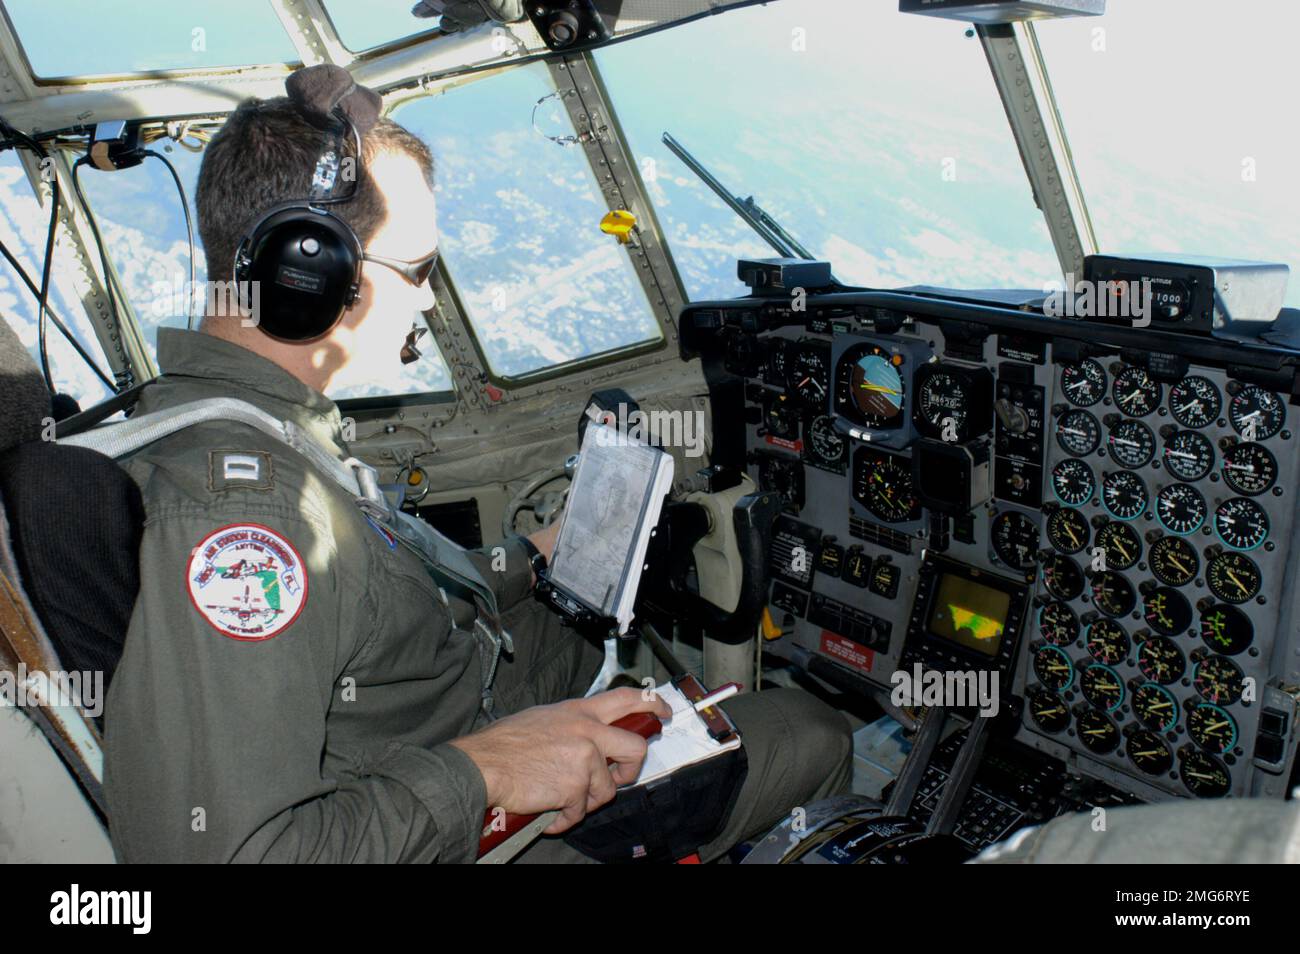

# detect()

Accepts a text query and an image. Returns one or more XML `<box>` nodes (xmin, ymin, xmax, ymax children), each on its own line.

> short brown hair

<box><xmin>196</xmin><ymin>96</ymin><xmax>434</xmax><ymax>282</ymax></box>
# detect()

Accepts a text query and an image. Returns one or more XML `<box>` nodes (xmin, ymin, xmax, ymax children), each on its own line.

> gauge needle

<box><xmin>1226</xmin><ymin>570</ymin><xmax>1247</xmax><ymax>593</ymax></box>
<box><xmin>859</xmin><ymin>383</ymin><xmax>900</xmax><ymax>395</ymax></box>
<box><xmin>1186</xmin><ymin>771</ymin><xmax>1219</xmax><ymax>781</ymax></box>
<box><xmin>1065</xmin><ymin>525</ymin><xmax>1081</xmax><ymax>547</ymax></box>
<box><xmin>1169</xmin><ymin>555</ymin><xmax>1189</xmax><ymax>574</ymax></box>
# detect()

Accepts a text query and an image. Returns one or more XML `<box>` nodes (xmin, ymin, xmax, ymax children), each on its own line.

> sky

<box><xmin>0</xmin><ymin>0</ymin><xmax>1296</xmax><ymax>408</ymax></box>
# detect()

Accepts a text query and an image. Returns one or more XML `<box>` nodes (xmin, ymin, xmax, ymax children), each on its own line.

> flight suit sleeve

<box><xmin>466</xmin><ymin>535</ymin><xmax>535</xmax><ymax>614</ymax></box>
<box><xmin>103</xmin><ymin>504</ymin><xmax>488</xmax><ymax>863</ymax></box>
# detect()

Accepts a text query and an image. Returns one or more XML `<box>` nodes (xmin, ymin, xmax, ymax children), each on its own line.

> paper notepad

<box><xmin>630</xmin><ymin>682</ymin><xmax>742</xmax><ymax>787</ymax></box>
<box><xmin>545</xmin><ymin>423</ymin><xmax>674</xmax><ymax>634</ymax></box>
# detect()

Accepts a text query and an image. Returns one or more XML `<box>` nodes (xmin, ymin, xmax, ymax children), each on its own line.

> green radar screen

<box><xmin>927</xmin><ymin>573</ymin><xmax>1011</xmax><ymax>658</ymax></box>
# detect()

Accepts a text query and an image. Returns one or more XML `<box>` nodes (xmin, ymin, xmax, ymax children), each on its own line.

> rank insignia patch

<box><xmin>187</xmin><ymin>524</ymin><xmax>307</xmax><ymax>640</ymax></box>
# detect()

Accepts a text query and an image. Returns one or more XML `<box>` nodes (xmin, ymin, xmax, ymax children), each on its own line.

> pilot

<box><xmin>102</xmin><ymin>66</ymin><xmax>852</xmax><ymax>863</ymax></box>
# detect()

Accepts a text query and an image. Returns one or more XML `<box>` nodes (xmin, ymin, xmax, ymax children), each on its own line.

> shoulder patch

<box><xmin>208</xmin><ymin>450</ymin><xmax>275</xmax><ymax>492</ymax></box>
<box><xmin>186</xmin><ymin>524</ymin><xmax>308</xmax><ymax>641</ymax></box>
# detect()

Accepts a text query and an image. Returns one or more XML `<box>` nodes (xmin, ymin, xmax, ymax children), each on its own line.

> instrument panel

<box><xmin>684</xmin><ymin>287</ymin><xmax>1300</xmax><ymax>805</ymax></box>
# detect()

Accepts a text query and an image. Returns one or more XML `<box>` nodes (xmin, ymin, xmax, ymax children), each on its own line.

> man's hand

<box><xmin>450</xmin><ymin>687</ymin><xmax>672</xmax><ymax>833</ymax></box>
<box><xmin>528</xmin><ymin>520</ymin><xmax>561</xmax><ymax>563</ymax></box>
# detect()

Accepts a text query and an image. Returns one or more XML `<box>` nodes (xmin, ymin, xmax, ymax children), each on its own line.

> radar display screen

<box><xmin>927</xmin><ymin>573</ymin><xmax>1011</xmax><ymax>657</ymax></box>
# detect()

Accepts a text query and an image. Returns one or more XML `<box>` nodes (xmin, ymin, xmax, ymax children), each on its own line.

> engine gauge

<box><xmin>1149</xmin><ymin>535</ymin><xmax>1199</xmax><ymax>587</ymax></box>
<box><xmin>757</xmin><ymin>454</ymin><xmax>805</xmax><ymax>511</ymax></box>
<box><xmin>913</xmin><ymin>364</ymin><xmax>992</xmax><ymax>441</ymax></box>
<box><xmin>1107</xmin><ymin>418</ymin><xmax>1156</xmax><ymax>469</ymax></box>
<box><xmin>1081</xmin><ymin>663</ymin><xmax>1125</xmax><ymax>712</ymax></box>
<box><xmin>1076</xmin><ymin>709</ymin><xmax>1120</xmax><ymax>754</ymax></box>
<box><xmin>1091</xmin><ymin>571</ymin><xmax>1136</xmax><ymax>618</ymax></box>
<box><xmin>1206</xmin><ymin>552</ymin><xmax>1261</xmax><ymax>604</ymax></box>
<box><xmin>1142</xmin><ymin>586</ymin><xmax>1193</xmax><ymax>636</ymax></box>
<box><xmin>1102</xmin><ymin>471</ymin><xmax>1148</xmax><ymax>521</ymax></box>
<box><xmin>1179</xmin><ymin>749</ymin><xmax>1231</xmax><ymax>798</ymax></box>
<box><xmin>1229</xmin><ymin>384</ymin><xmax>1285</xmax><ymax>441</ymax></box>
<box><xmin>1187</xmin><ymin>702</ymin><xmax>1238</xmax><ymax>755</ymax></box>
<box><xmin>1051</xmin><ymin>458</ymin><xmax>1096</xmax><ymax>507</ymax></box>
<box><xmin>1155</xmin><ymin>483</ymin><xmax>1207</xmax><ymax>536</ymax></box>
<box><xmin>1194</xmin><ymin>655</ymin><xmax>1246</xmax><ymax>706</ymax></box>
<box><xmin>806</xmin><ymin>414</ymin><xmax>846</xmax><ymax>469</ymax></box>
<box><xmin>1060</xmin><ymin>359</ymin><xmax>1107</xmax><ymax>407</ymax></box>
<box><xmin>1220</xmin><ymin>442</ymin><xmax>1278</xmax><ymax>496</ymax></box>
<box><xmin>787</xmin><ymin>343</ymin><xmax>832</xmax><ymax>409</ymax></box>
<box><xmin>1113</xmin><ymin>366</ymin><xmax>1162</xmax><ymax>417</ymax></box>
<box><xmin>763</xmin><ymin>395</ymin><xmax>801</xmax><ymax>441</ymax></box>
<box><xmin>1199</xmin><ymin>603</ymin><xmax>1253</xmax><ymax>656</ymax></box>
<box><xmin>1056</xmin><ymin>409</ymin><xmax>1101</xmax><ymax>457</ymax></box>
<box><xmin>835</xmin><ymin>344</ymin><xmax>904</xmax><ymax>427</ymax></box>
<box><xmin>1169</xmin><ymin>375</ymin><xmax>1222</xmax><ymax>429</ymax></box>
<box><xmin>991</xmin><ymin>510</ymin><xmax>1040</xmax><ymax>571</ymax></box>
<box><xmin>1041</xmin><ymin>554</ymin><xmax>1085</xmax><ymax>601</ymax></box>
<box><xmin>1046</xmin><ymin>507</ymin><xmax>1090</xmax><ymax>555</ymax></box>
<box><xmin>1126</xmin><ymin>730</ymin><xmax>1174</xmax><ymax>776</ymax></box>
<box><xmin>1133</xmin><ymin>682</ymin><xmax>1178</xmax><ymax>732</ymax></box>
<box><xmin>1162</xmin><ymin>430</ymin><xmax>1215</xmax><ymax>482</ymax></box>
<box><xmin>1137</xmin><ymin>634</ymin><xmax>1186</xmax><ymax>685</ymax></box>
<box><xmin>1214</xmin><ymin>497</ymin><xmax>1269</xmax><ymax>551</ymax></box>
<box><xmin>1033</xmin><ymin>645</ymin><xmax>1075</xmax><ymax>693</ymax></box>
<box><xmin>1085</xmin><ymin>618</ymin><xmax>1129</xmax><ymax>665</ymax></box>
<box><xmin>1026</xmin><ymin>684</ymin><xmax>1070</xmax><ymax>733</ymax></box>
<box><xmin>1038</xmin><ymin>601</ymin><xmax>1079</xmax><ymax>646</ymax></box>
<box><xmin>1095</xmin><ymin>521</ymin><xmax>1142</xmax><ymax>571</ymax></box>
<box><xmin>852</xmin><ymin>449</ymin><xmax>917</xmax><ymax>524</ymax></box>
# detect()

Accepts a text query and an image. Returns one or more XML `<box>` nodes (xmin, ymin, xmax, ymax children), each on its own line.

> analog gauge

<box><xmin>1155</xmin><ymin>483</ymin><xmax>1207</xmax><ymax>536</ymax></box>
<box><xmin>853</xmin><ymin>450</ymin><xmax>917</xmax><ymax>524</ymax></box>
<box><xmin>1206</xmin><ymin>552</ymin><xmax>1261</xmax><ymax>604</ymax></box>
<box><xmin>1060</xmin><ymin>359</ymin><xmax>1107</xmax><ymax>407</ymax></box>
<box><xmin>1187</xmin><ymin>702</ymin><xmax>1238</xmax><ymax>755</ymax></box>
<box><xmin>1194</xmin><ymin>655</ymin><xmax>1246</xmax><ymax>706</ymax></box>
<box><xmin>1220</xmin><ymin>442</ymin><xmax>1278</xmax><ymax>496</ymax></box>
<box><xmin>1046</xmin><ymin>507</ymin><xmax>1090</xmax><ymax>555</ymax></box>
<box><xmin>1143</xmin><ymin>586</ymin><xmax>1193</xmax><ymax>636</ymax></box>
<box><xmin>807</xmin><ymin>415</ymin><xmax>847</xmax><ymax>469</ymax></box>
<box><xmin>1102</xmin><ymin>471</ymin><xmax>1148</xmax><ymax>521</ymax></box>
<box><xmin>1076</xmin><ymin>709</ymin><xmax>1120</xmax><ymax>754</ymax></box>
<box><xmin>1149</xmin><ymin>535</ymin><xmax>1199</xmax><ymax>587</ymax></box>
<box><xmin>1056</xmin><ymin>409</ymin><xmax>1101</xmax><ymax>457</ymax></box>
<box><xmin>1214</xmin><ymin>497</ymin><xmax>1269</xmax><ymax>551</ymax></box>
<box><xmin>835</xmin><ymin>345</ymin><xmax>904</xmax><ymax>426</ymax></box>
<box><xmin>1170</xmin><ymin>376</ymin><xmax>1222</xmax><ymax>429</ymax></box>
<box><xmin>1042</xmin><ymin>554</ymin><xmax>1085</xmax><ymax>601</ymax></box>
<box><xmin>1199</xmin><ymin>603</ymin><xmax>1253</xmax><ymax>656</ymax></box>
<box><xmin>1229</xmin><ymin>384</ymin><xmax>1285</xmax><ymax>441</ymax></box>
<box><xmin>787</xmin><ymin>344</ymin><xmax>831</xmax><ymax>409</ymax></box>
<box><xmin>1133</xmin><ymin>682</ymin><xmax>1179</xmax><ymax>732</ymax></box>
<box><xmin>1026</xmin><ymin>685</ymin><xmax>1071</xmax><ymax>733</ymax></box>
<box><xmin>763</xmin><ymin>337</ymin><xmax>789</xmax><ymax>387</ymax></box>
<box><xmin>1051</xmin><ymin>458</ymin><xmax>1096</xmax><ymax>507</ymax></box>
<box><xmin>1091</xmin><ymin>571</ymin><xmax>1136</xmax><ymax>618</ymax></box>
<box><xmin>1179</xmin><ymin>749</ymin><xmax>1231</xmax><ymax>798</ymax></box>
<box><xmin>991</xmin><ymin>511</ymin><xmax>1040</xmax><ymax>571</ymax></box>
<box><xmin>1095</xmin><ymin>521</ymin><xmax>1142</xmax><ymax>571</ymax></box>
<box><xmin>1162</xmin><ymin>430</ymin><xmax>1215</xmax><ymax>482</ymax></box>
<box><xmin>1113</xmin><ymin>366</ymin><xmax>1162</xmax><ymax>417</ymax></box>
<box><xmin>915</xmin><ymin>369</ymin><xmax>969</xmax><ymax>439</ymax></box>
<box><xmin>764</xmin><ymin>396</ymin><xmax>801</xmax><ymax>440</ymax></box>
<box><xmin>1085</xmin><ymin>618</ymin><xmax>1129</xmax><ymax>665</ymax></box>
<box><xmin>1039</xmin><ymin>601</ymin><xmax>1080</xmax><ymax>646</ymax></box>
<box><xmin>758</xmin><ymin>455</ymin><xmax>805</xmax><ymax>511</ymax></box>
<box><xmin>1107</xmin><ymin>419</ymin><xmax>1156</xmax><ymax>469</ymax></box>
<box><xmin>1138</xmin><ymin>635</ymin><xmax>1186</xmax><ymax>685</ymax></box>
<box><xmin>1126</xmin><ymin>730</ymin><xmax>1174</xmax><ymax>776</ymax></box>
<box><xmin>1033</xmin><ymin>645</ymin><xmax>1075</xmax><ymax>693</ymax></box>
<box><xmin>1081</xmin><ymin>663</ymin><xmax>1125</xmax><ymax>712</ymax></box>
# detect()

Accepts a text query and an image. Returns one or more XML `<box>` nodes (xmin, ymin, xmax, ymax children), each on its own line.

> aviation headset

<box><xmin>232</xmin><ymin>66</ymin><xmax>382</xmax><ymax>343</ymax></box>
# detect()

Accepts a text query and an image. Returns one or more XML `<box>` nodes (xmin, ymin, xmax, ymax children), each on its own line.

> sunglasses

<box><xmin>362</xmin><ymin>247</ymin><xmax>440</xmax><ymax>287</ymax></box>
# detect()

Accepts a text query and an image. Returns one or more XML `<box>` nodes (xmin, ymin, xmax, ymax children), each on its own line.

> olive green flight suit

<box><xmin>104</xmin><ymin>329</ymin><xmax>851</xmax><ymax>863</ymax></box>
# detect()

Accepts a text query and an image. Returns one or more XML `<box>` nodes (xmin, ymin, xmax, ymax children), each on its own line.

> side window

<box><xmin>0</xmin><ymin>151</ymin><xmax>113</xmax><ymax>407</ymax></box>
<box><xmin>395</xmin><ymin>62</ymin><xmax>663</xmax><ymax>380</ymax></box>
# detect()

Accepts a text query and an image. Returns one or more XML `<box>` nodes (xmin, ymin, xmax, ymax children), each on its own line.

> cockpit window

<box><xmin>4</xmin><ymin>0</ymin><xmax>298</xmax><ymax>78</ymax></box>
<box><xmin>0</xmin><ymin>151</ymin><xmax>114</xmax><ymax>406</ymax></box>
<box><xmin>595</xmin><ymin>1</ymin><xmax>1061</xmax><ymax>301</ymax></box>
<box><xmin>322</xmin><ymin>2</ymin><xmax>437</xmax><ymax>54</ymax></box>
<box><xmin>394</xmin><ymin>62</ymin><xmax>663</xmax><ymax>379</ymax></box>
<box><xmin>1035</xmin><ymin>0</ymin><xmax>1300</xmax><ymax>308</ymax></box>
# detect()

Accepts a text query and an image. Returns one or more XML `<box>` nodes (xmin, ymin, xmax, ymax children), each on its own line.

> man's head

<box><xmin>196</xmin><ymin>95</ymin><xmax>439</xmax><ymax>394</ymax></box>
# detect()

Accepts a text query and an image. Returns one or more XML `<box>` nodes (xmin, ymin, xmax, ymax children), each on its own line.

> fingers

<box><xmin>589</xmin><ymin>722</ymin><xmax>650</xmax><ymax>786</ymax></box>
<box><xmin>584</xmin><ymin>686</ymin><xmax>673</xmax><ymax>724</ymax></box>
<box><xmin>585</xmin><ymin>747</ymin><xmax>617</xmax><ymax>812</ymax></box>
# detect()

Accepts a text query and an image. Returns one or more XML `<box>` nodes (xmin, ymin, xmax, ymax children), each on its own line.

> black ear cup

<box><xmin>233</xmin><ymin>205</ymin><xmax>361</xmax><ymax>342</ymax></box>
